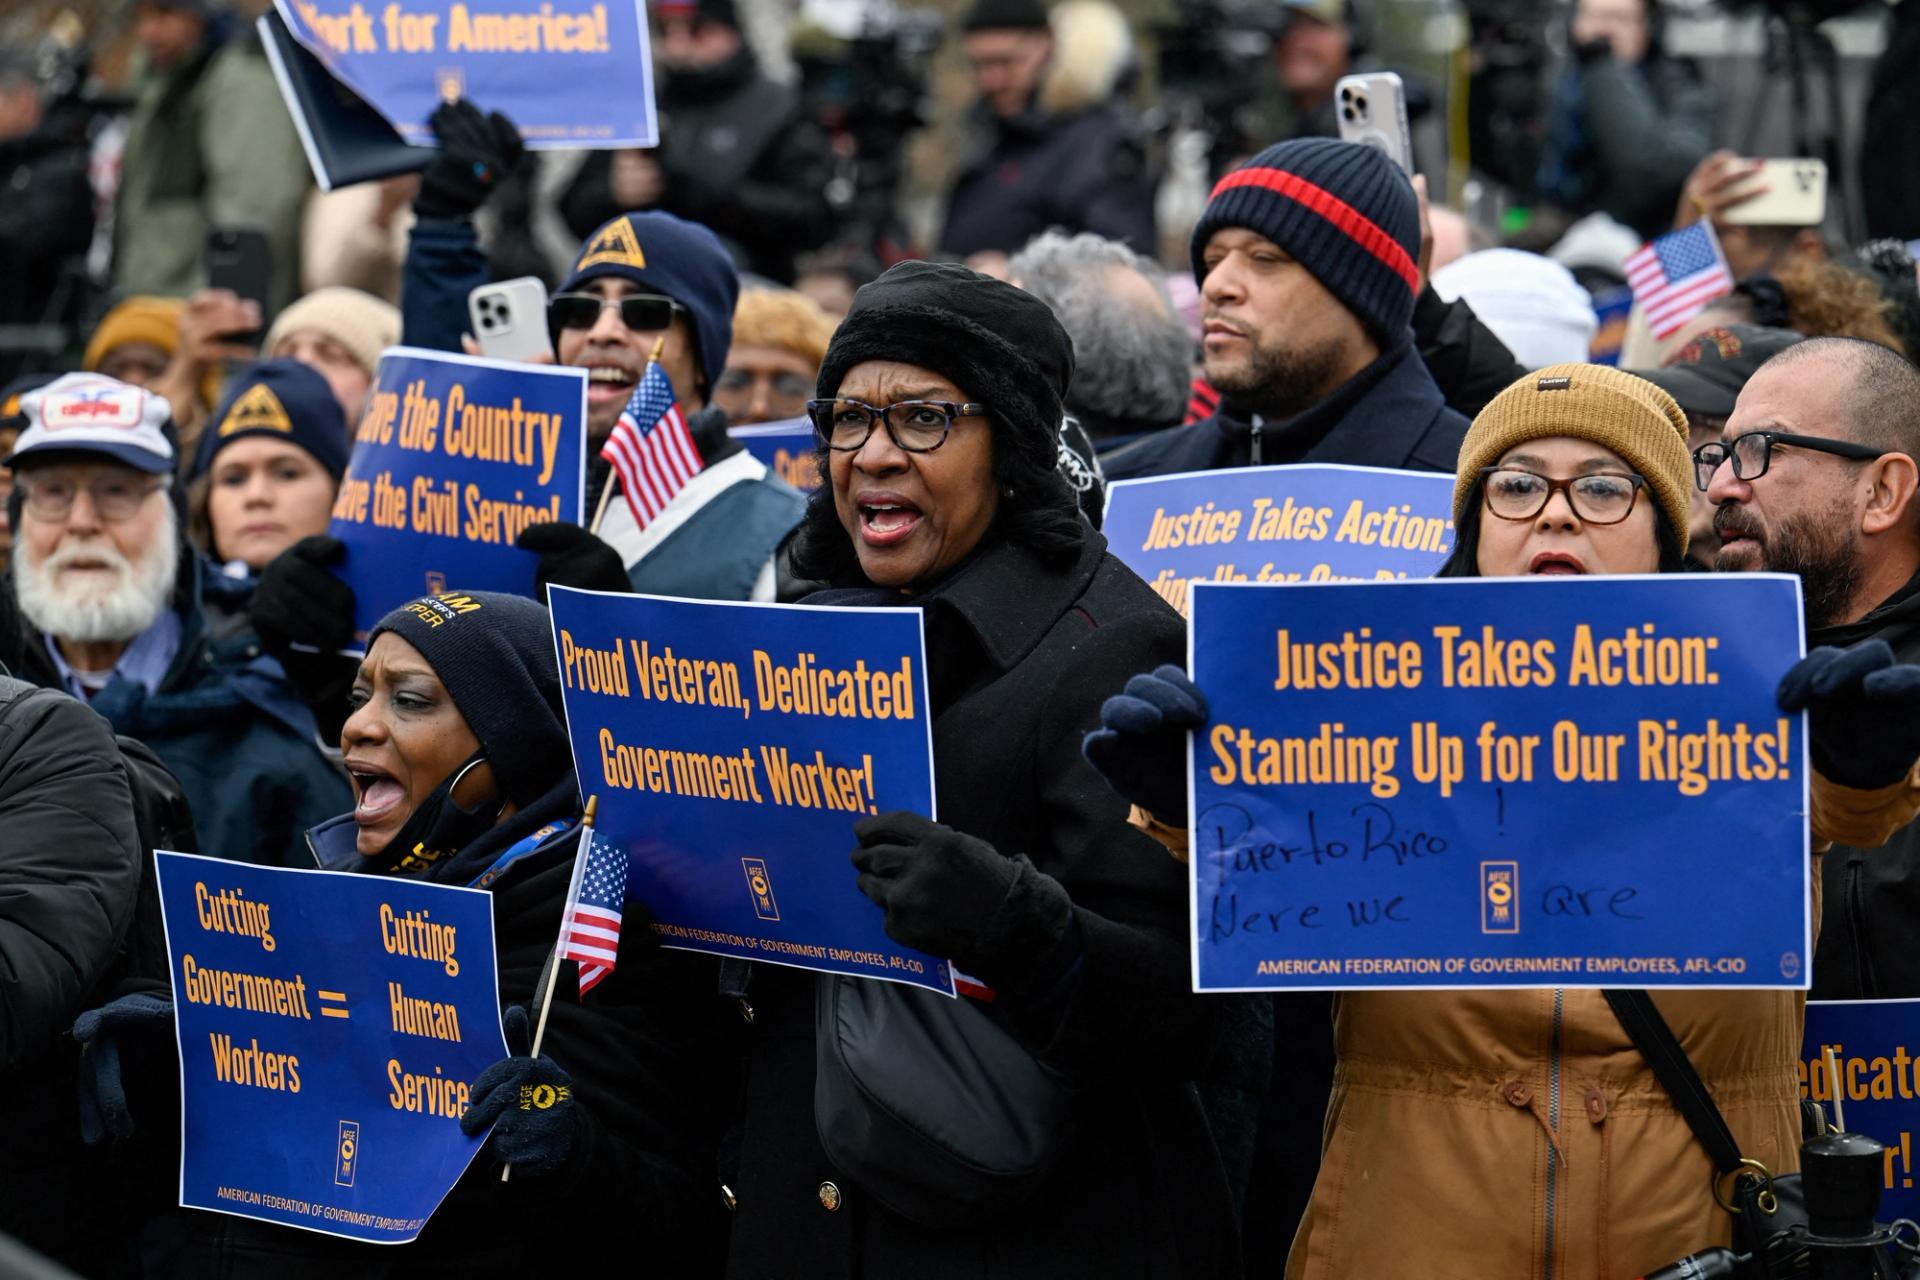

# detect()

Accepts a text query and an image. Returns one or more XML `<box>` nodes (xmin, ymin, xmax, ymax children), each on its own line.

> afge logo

<box><xmin>1481</xmin><ymin>862</ymin><xmax>1519</xmax><ymax>934</ymax></box>
<box><xmin>335</xmin><ymin>1120</ymin><xmax>360</xmax><ymax>1187</ymax></box>
<box><xmin>741</xmin><ymin>857</ymin><xmax>780</xmax><ymax>922</ymax></box>
<box><xmin>43</xmin><ymin>385</ymin><xmax>144</xmax><ymax>430</ymax></box>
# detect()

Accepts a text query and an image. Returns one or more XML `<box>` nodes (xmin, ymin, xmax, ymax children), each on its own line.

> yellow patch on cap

<box><xmin>1</xmin><ymin>393</ymin><xmax>19</xmax><ymax>419</ymax></box>
<box><xmin>219</xmin><ymin>382</ymin><xmax>294</xmax><ymax>437</ymax></box>
<box><xmin>577</xmin><ymin>218</ymin><xmax>647</xmax><ymax>271</ymax></box>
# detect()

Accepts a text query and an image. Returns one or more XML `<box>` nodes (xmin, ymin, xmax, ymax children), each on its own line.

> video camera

<box><xmin>1149</xmin><ymin>0</ymin><xmax>1291</xmax><ymax>179</ymax></box>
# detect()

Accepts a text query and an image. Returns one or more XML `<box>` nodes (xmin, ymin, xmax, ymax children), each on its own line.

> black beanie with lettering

<box><xmin>369</xmin><ymin>591</ymin><xmax>569</xmax><ymax>808</ymax></box>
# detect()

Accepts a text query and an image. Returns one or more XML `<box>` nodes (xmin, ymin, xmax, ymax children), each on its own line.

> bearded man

<box><xmin>1103</xmin><ymin>137</ymin><xmax>1468</xmax><ymax>480</ymax></box>
<box><xmin>6</xmin><ymin>374</ymin><xmax>349</xmax><ymax>867</ymax></box>
<box><xmin>1703</xmin><ymin>336</ymin><xmax>1920</xmax><ymax>998</ymax></box>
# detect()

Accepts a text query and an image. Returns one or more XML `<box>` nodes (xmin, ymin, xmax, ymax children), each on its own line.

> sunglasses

<box><xmin>548</xmin><ymin>292</ymin><xmax>685</xmax><ymax>334</ymax></box>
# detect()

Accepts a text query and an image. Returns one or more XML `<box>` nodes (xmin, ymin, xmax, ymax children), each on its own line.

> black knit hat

<box><xmin>815</xmin><ymin>259</ymin><xmax>1074</xmax><ymax>450</ymax></box>
<box><xmin>368</xmin><ymin>591</ymin><xmax>569</xmax><ymax>809</ymax></box>
<box><xmin>1191</xmin><ymin>137</ymin><xmax>1422</xmax><ymax>346</ymax></box>
<box><xmin>964</xmin><ymin>0</ymin><xmax>1049</xmax><ymax>31</ymax></box>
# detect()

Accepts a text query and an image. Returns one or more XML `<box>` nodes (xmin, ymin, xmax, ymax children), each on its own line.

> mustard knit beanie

<box><xmin>263</xmin><ymin>286</ymin><xmax>401</xmax><ymax>378</ymax></box>
<box><xmin>1454</xmin><ymin>363</ymin><xmax>1693</xmax><ymax>541</ymax></box>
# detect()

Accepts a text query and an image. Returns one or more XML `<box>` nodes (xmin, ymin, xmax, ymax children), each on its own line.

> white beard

<box><xmin>15</xmin><ymin>504</ymin><xmax>180</xmax><ymax>645</ymax></box>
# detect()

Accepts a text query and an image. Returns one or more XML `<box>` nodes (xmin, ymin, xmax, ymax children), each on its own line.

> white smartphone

<box><xmin>1334</xmin><ymin>72</ymin><xmax>1414</xmax><ymax>176</ymax></box>
<box><xmin>1721</xmin><ymin>158</ymin><xmax>1828</xmax><ymax>227</ymax></box>
<box><xmin>467</xmin><ymin>277</ymin><xmax>554</xmax><ymax>363</ymax></box>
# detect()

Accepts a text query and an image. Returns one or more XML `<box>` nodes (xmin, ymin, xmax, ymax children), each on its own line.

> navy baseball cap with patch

<box><xmin>558</xmin><ymin>211</ymin><xmax>739</xmax><ymax>391</ymax></box>
<box><xmin>6</xmin><ymin>372</ymin><xmax>177</xmax><ymax>473</ymax></box>
<box><xmin>1629</xmin><ymin>324</ymin><xmax>1805</xmax><ymax>420</ymax></box>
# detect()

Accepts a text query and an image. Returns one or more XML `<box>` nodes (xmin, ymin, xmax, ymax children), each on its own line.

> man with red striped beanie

<box><xmin>1104</xmin><ymin>137</ymin><xmax>1468</xmax><ymax>480</ymax></box>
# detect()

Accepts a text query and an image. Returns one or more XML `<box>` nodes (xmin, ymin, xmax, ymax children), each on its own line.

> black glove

<box><xmin>851</xmin><ymin>811</ymin><xmax>1073</xmax><ymax>985</ymax></box>
<box><xmin>515</xmin><ymin>522</ymin><xmax>632</xmax><ymax>602</ymax></box>
<box><xmin>251</xmin><ymin>535</ymin><xmax>356</xmax><ymax>656</ymax></box>
<box><xmin>414</xmin><ymin>100</ymin><xmax>524</xmax><ymax>222</ymax></box>
<box><xmin>1081</xmin><ymin>665</ymin><xmax>1209</xmax><ymax>825</ymax></box>
<box><xmin>1778</xmin><ymin>639</ymin><xmax>1920</xmax><ymax>790</ymax></box>
<box><xmin>461</xmin><ymin>1005</ymin><xmax>577</xmax><ymax>1177</ymax></box>
<box><xmin>72</xmin><ymin>992</ymin><xmax>174</xmax><ymax>1143</ymax></box>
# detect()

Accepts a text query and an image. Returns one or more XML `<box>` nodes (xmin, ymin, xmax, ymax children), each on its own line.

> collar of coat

<box><xmin>917</xmin><ymin>529</ymin><xmax>1107</xmax><ymax>682</ymax></box>
<box><xmin>1809</xmin><ymin>566</ymin><xmax>1920</xmax><ymax>659</ymax></box>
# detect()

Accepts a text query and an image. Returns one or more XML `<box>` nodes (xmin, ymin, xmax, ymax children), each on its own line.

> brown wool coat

<box><xmin>1281</xmin><ymin>766</ymin><xmax>1920</xmax><ymax>1280</ymax></box>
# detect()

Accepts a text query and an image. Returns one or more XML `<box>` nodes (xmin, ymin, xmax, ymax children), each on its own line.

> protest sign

<box><xmin>547</xmin><ymin>586</ymin><xmax>952</xmax><ymax>995</ymax></box>
<box><xmin>329</xmin><ymin>347</ymin><xmax>586</xmax><ymax>648</ymax></box>
<box><xmin>728</xmin><ymin>417</ymin><xmax>820</xmax><ymax>491</ymax></box>
<box><xmin>1102</xmin><ymin>464</ymin><xmax>1457</xmax><ymax>616</ymax></box>
<box><xmin>155</xmin><ymin>851</ymin><xmax>508</xmax><ymax>1243</ymax></box>
<box><xmin>1188</xmin><ymin>575</ymin><xmax>1810</xmax><ymax>992</ymax></box>
<box><xmin>274</xmin><ymin>0</ymin><xmax>657</xmax><ymax>149</ymax></box>
<box><xmin>1803</xmin><ymin>1000</ymin><xmax>1920</xmax><ymax>1226</ymax></box>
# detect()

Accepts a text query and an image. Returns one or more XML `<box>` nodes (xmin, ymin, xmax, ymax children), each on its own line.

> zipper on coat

<box><xmin>1543</xmin><ymin>988</ymin><xmax>1565</xmax><ymax>1280</ymax></box>
<box><xmin>1250</xmin><ymin>419</ymin><xmax>1263</xmax><ymax>465</ymax></box>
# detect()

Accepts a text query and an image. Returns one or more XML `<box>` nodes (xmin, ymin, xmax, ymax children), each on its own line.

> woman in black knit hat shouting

<box><xmin>720</xmin><ymin>261</ymin><xmax>1246</xmax><ymax>1279</ymax></box>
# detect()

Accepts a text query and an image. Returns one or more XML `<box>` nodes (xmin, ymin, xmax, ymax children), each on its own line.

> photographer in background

<box><xmin>1535</xmin><ymin>0</ymin><xmax>1714</xmax><ymax>240</ymax></box>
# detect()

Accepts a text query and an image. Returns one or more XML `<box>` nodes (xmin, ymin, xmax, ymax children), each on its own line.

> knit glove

<box><xmin>514</xmin><ymin>523</ymin><xmax>632</xmax><ymax>602</ymax></box>
<box><xmin>72</xmin><ymin>993</ymin><xmax>174</xmax><ymax>1144</ymax></box>
<box><xmin>414</xmin><ymin>100</ymin><xmax>524</xmax><ymax>222</ymax></box>
<box><xmin>851</xmin><ymin>811</ymin><xmax>1073</xmax><ymax>986</ymax></box>
<box><xmin>461</xmin><ymin>1004</ymin><xmax>576</xmax><ymax>1177</ymax></box>
<box><xmin>1082</xmin><ymin>665</ymin><xmax>1209</xmax><ymax>826</ymax></box>
<box><xmin>250</xmin><ymin>535</ymin><xmax>357</xmax><ymax>658</ymax></box>
<box><xmin>1778</xmin><ymin>639</ymin><xmax>1920</xmax><ymax>790</ymax></box>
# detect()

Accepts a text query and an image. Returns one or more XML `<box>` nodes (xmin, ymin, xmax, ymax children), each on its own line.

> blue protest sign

<box><xmin>329</xmin><ymin>347</ymin><xmax>586</xmax><ymax>648</ymax></box>
<box><xmin>546</xmin><ymin>586</ymin><xmax>953</xmax><ymax>995</ymax></box>
<box><xmin>1189</xmin><ymin>575</ymin><xmax>1810</xmax><ymax>991</ymax></box>
<box><xmin>275</xmin><ymin>0</ymin><xmax>656</xmax><ymax>148</ymax></box>
<box><xmin>1803</xmin><ymin>1000</ymin><xmax>1920</xmax><ymax>1225</ymax></box>
<box><xmin>728</xmin><ymin>417</ymin><xmax>820</xmax><ymax>491</ymax></box>
<box><xmin>1102</xmin><ymin>464</ymin><xmax>1457</xmax><ymax>616</ymax></box>
<box><xmin>155</xmin><ymin>850</ymin><xmax>509</xmax><ymax>1243</ymax></box>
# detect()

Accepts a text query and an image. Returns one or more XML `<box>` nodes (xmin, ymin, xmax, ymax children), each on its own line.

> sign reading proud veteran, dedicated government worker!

<box><xmin>1188</xmin><ymin>575</ymin><xmax>1810</xmax><ymax>992</ymax></box>
<box><xmin>547</xmin><ymin>587</ymin><xmax>953</xmax><ymax>996</ymax></box>
<box><xmin>156</xmin><ymin>851</ymin><xmax>509</xmax><ymax>1244</ymax></box>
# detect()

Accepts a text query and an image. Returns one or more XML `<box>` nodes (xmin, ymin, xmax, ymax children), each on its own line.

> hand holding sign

<box><xmin>461</xmin><ymin>1005</ymin><xmax>576</xmax><ymax>1177</ymax></box>
<box><xmin>1777</xmin><ymin>639</ymin><xmax>1920</xmax><ymax>789</ymax></box>
<box><xmin>414</xmin><ymin>100</ymin><xmax>523</xmax><ymax>221</ymax></box>
<box><xmin>251</xmin><ymin>535</ymin><xmax>357</xmax><ymax>660</ymax></box>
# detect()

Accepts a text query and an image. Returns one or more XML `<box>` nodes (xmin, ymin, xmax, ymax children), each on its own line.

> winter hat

<box><xmin>191</xmin><ymin>359</ymin><xmax>352</xmax><ymax>481</ymax></box>
<box><xmin>1630</xmin><ymin>324</ymin><xmax>1804</xmax><ymax>420</ymax></box>
<box><xmin>1454</xmin><ymin>363</ymin><xmax>1692</xmax><ymax>541</ymax></box>
<box><xmin>654</xmin><ymin>0</ymin><xmax>737</xmax><ymax>26</ymax></box>
<box><xmin>7</xmin><ymin>373</ymin><xmax>177</xmax><ymax>474</ymax></box>
<box><xmin>559</xmin><ymin>211</ymin><xmax>739</xmax><ymax>392</ymax></box>
<box><xmin>964</xmin><ymin>0</ymin><xmax>1049</xmax><ymax>30</ymax></box>
<box><xmin>1431</xmin><ymin>249</ymin><xmax>1598</xmax><ymax>370</ymax></box>
<box><xmin>815</xmin><ymin>260</ymin><xmax>1074</xmax><ymax>448</ymax></box>
<box><xmin>83</xmin><ymin>296</ymin><xmax>186</xmax><ymax>373</ymax></box>
<box><xmin>369</xmin><ymin>591</ymin><xmax>569</xmax><ymax>808</ymax></box>
<box><xmin>1191</xmin><ymin>137</ymin><xmax>1421</xmax><ymax>346</ymax></box>
<box><xmin>264</xmin><ymin>286</ymin><xmax>401</xmax><ymax>379</ymax></box>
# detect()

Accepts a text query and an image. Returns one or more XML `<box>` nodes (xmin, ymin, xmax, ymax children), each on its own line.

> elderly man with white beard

<box><xmin>5</xmin><ymin>374</ymin><xmax>350</xmax><ymax>867</ymax></box>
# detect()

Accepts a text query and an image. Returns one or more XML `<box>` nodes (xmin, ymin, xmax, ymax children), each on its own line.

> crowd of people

<box><xmin>6</xmin><ymin>0</ymin><xmax>1920</xmax><ymax>1276</ymax></box>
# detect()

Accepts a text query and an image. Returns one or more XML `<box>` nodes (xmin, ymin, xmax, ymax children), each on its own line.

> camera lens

<box><xmin>1354</xmin><ymin>94</ymin><xmax>1368</xmax><ymax>111</ymax></box>
<box><xmin>1342</xmin><ymin>106</ymin><xmax>1354</xmax><ymax>121</ymax></box>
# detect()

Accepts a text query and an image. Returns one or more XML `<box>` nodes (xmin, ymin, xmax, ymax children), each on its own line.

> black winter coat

<box><xmin>0</xmin><ymin>678</ymin><xmax>146</xmax><ymax>1271</ymax></box>
<box><xmin>0</xmin><ymin>102</ymin><xmax>94</xmax><ymax>381</ymax></box>
<box><xmin>1809</xmin><ymin>573</ymin><xmax>1920</xmax><ymax>999</ymax></box>
<box><xmin>722</xmin><ymin>532</ymin><xmax>1243</xmax><ymax>1280</ymax></box>
<box><xmin>1101</xmin><ymin>341</ymin><xmax>1470</xmax><ymax>481</ymax></box>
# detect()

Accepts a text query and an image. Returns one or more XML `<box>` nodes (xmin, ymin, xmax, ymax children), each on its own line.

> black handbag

<box><xmin>813</xmin><ymin>973</ymin><xmax>1077</xmax><ymax>1228</ymax></box>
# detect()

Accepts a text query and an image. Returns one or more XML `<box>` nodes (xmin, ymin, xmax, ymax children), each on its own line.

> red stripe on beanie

<box><xmin>1209</xmin><ymin>167</ymin><xmax>1419</xmax><ymax>297</ymax></box>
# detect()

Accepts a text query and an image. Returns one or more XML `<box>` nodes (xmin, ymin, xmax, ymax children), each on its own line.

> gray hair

<box><xmin>1010</xmin><ymin>231</ymin><xmax>1192</xmax><ymax>436</ymax></box>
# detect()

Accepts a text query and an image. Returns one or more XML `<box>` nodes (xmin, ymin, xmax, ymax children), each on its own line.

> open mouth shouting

<box><xmin>1528</xmin><ymin>551</ymin><xmax>1587</xmax><ymax>576</ymax></box>
<box><xmin>856</xmin><ymin>490</ymin><xmax>923</xmax><ymax>546</ymax></box>
<box><xmin>346</xmin><ymin>758</ymin><xmax>406</xmax><ymax>825</ymax></box>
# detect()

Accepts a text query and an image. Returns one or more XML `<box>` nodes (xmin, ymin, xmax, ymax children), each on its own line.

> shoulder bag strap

<box><xmin>1602</xmin><ymin>988</ymin><xmax>1744</xmax><ymax>1175</ymax></box>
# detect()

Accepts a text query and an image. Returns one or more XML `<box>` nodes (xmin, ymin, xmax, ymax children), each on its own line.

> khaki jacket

<box><xmin>1281</xmin><ymin>766</ymin><xmax>1920</xmax><ymax>1280</ymax></box>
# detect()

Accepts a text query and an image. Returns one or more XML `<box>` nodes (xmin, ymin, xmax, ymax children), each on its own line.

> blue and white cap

<box><xmin>6</xmin><ymin>373</ymin><xmax>176</xmax><ymax>473</ymax></box>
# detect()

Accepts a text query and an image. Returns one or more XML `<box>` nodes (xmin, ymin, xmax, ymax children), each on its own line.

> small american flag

<box><xmin>559</xmin><ymin>828</ymin><xmax>626</xmax><ymax>995</ymax></box>
<box><xmin>602</xmin><ymin>361</ymin><xmax>703</xmax><ymax>529</ymax></box>
<box><xmin>1625</xmin><ymin>221</ymin><xmax>1735</xmax><ymax>340</ymax></box>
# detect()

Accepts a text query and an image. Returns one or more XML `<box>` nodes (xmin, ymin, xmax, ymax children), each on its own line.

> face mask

<box><xmin>367</xmin><ymin>751</ymin><xmax>501</xmax><ymax>877</ymax></box>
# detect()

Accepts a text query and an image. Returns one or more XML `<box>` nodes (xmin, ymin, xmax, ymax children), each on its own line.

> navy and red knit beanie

<box><xmin>1190</xmin><ymin>137</ymin><xmax>1422</xmax><ymax>346</ymax></box>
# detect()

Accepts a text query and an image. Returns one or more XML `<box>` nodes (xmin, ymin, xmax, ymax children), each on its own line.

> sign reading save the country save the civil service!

<box><xmin>546</xmin><ymin>587</ymin><xmax>953</xmax><ymax>995</ymax></box>
<box><xmin>155</xmin><ymin>851</ymin><xmax>509</xmax><ymax>1244</ymax></box>
<box><xmin>1188</xmin><ymin>575</ymin><xmax>1810</xmax><ymax>992</ymax></box>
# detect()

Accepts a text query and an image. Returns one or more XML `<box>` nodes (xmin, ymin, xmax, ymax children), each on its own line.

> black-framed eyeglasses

<box><xmin>547</xmin><ymin>292</ymin><xmax>685</xmax><ymax>334</ymax></box>
<box><xmin>805</xmin><ymin>398</ymin><xmax>989</xmax><ymax>453</ymax></box>
<box><xmin>1692</xmin><ymin>429</ymin><xmax>1890</xmax><ymax>491</ymax></box>
<box><xmin>1478</xmin><ymin>466</ymin><xmax>1648</xmax><ymax>525</ymax></box>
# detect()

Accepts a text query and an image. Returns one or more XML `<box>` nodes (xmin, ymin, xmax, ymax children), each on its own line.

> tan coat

<box><xmin>1283</xmin><ymin>767</ymin><xmax>1920</xmax><ymax>1280</ymax></box>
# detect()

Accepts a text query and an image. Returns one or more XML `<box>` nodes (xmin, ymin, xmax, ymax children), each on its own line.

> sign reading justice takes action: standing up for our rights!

<box><xmin>155</xmin><ymin>851</ymin><xmax>509</xmax><ymax>1244</ymax></box>
<box><xmin>329</xmin><ymin>347</ymin><xmax>586</xmax><ymax>649</ymax></box>
<box><xmin>546</xmin><ymin>586</ymin><xmax>954</xmax><ymax>996</ymax></box>
<box><xmin>1188</xmin><ymin>575</ymin><xmax>1811</xmax><ymax>992</ymax></box>
<box><xmin>1102</xmin><ymin>463</ymin><xmax>1458</xmax><ymax>616</ymax></box>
